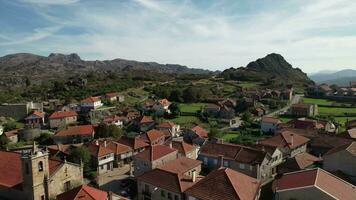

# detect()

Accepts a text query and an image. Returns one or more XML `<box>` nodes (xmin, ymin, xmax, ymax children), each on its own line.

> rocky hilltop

<box><xmin>0</xmin><ymin>53</ymin><xmax>210</xmax><ymax>86</ymax></box>
<box><xmin>220</xmin><ymin>53</ymin><xmax>313</xmax><ymax>86</ymax></box>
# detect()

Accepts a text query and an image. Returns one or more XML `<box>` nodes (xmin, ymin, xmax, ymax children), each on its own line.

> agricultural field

<box><xmin>237</xmin><ymin>82</ymin><xmax>260</xmax><ymax>88</ymax></box>
<box><xmin>178</xmin><ymin>103</ymin><xmax>207</xmax><ymax>113</ymax></box>
<box><xmin>170</xmin><ymin>116</ymin><xmax>206</xmax><ymax>127</ymax></box>
<box><xmin>318</xmin><ymin>107</ymin><xmax>356</xmax><ymax>116</ymax></box>
<box><xmin>302</xmin><ymin>97</ymin><xmax>336</xmax><ymax>106</ymax></box>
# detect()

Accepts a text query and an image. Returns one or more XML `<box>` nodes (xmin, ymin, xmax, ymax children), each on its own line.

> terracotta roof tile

<box><xmin>117</xmin><ymin>137</ymin><xmax>148</xmax><ymax>150</ymax></box>
<box><xmin>105</xmin><ymin>92</ymin><xmax>117</xmax><ymax>98</ymax></box>
<box><xmin>191</xmin><ymin>125</ymin><xmax>208</xmax><ymax>138</ymax></box>
<box><xmin>259</xmin><ymin>131</ymin><xmax>309</xmax><ymax>149</ymax></box>
<box><xmin>274</xmin><ymin>168</ymin><xmax>356</xmax><ymax>200</ymax></box>
<box><xmin>159</xmin><ymin>157</ymin><xmax>201</xmax><ymax>174</ymax></box>
<box><xmin>185</xmin><ymin>168</ymin><xmax>260</xmax><ymax>200</ymax></box>
<box><xmin>262</xmin><ymin>117</ymin><xmax>282</xmax><ymax>124</ymax></box>
<box><xmin>55</xmin><ymin>125</ymin><xmax>94</xmax><ymax>137</ymax></box>
<box><xmin>145</xmin><ymin>129</ymin><xmax>165</xmax><ymax>142</ymax></box>
<box><xmin>86</xmin><ymin>140</ymin><xmax>115</xmax><ymax>158</ymax></box>
<box><xmin>324</xmin><ymin>141</ymin><xmax>356</xmax><ymax>156</ymax></box>
<box><xmin>81</xmin><ymin>96</ymin><xmax>101</xmax><ymax>103</ymax></box>
<box><xmin>49</xmin><ymin>111</ymin><xmax>77</xmax><ymax>119</ymax></box>
<box><xmin>57</xmin><ymin>184</ymin><xmax>108</xmax><ymax>200</ymax></box>
<box><xmin>157</xmin><ymin>121</ymin><xmax>176</xmax><ymax>128</ymax></box>
<box><xmin>135</xmin><ymin>145</ymin><xmax>176</xmax><ymax>161</ymax></box>
<box><xmin>172</xmin><ymin>141</ymin><xmax>196</xmax><ymax>156</ymax></box>
<box><xmin>139</xmin><ymin>116</ymin><xmax>154</xmax><ymax>124</ymax></box>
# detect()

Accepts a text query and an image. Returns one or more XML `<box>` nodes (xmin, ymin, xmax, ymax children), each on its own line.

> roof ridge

<box><xmin>223</xmin><ymin>168</ymin><xmax>242</xmax><ymax>200</ymax></box>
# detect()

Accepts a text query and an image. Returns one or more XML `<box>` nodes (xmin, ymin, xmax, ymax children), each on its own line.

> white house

<box><xmin>81</xmin><ymin>96</ymin><xmax>103</xmax><ymax>111</ymax></box>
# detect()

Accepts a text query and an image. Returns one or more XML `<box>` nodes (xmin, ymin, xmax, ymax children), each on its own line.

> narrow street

<box><xmin>265</xmin><ymin>94</ymin><xmax>303</xmax><ymax>117</ymax></box>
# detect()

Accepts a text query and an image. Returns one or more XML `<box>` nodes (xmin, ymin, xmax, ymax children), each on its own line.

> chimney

<box><xmin>290</xmin><ymin>134</ymin><xmax>294</xmax><ymax>146</ymax></box>
<box><xmin>95</xmin><ymin>140</ymin><xmax>99</xmax><ymax>146</ymax></box>
<box><xmin>104</xmin><ymin>140</ymin><xmax>107</xmax><ymax>147</ymax></box>
<box><xmin>192</xmin><ymin>170</ymin><xmax>196</xmax><ymax>182</ymax></box>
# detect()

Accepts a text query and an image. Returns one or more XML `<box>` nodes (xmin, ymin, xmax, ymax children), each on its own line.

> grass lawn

<box><xmin>278</xmin><ymin>116</ymin><xmax>295</xmax><ymax>123</ymax></box>
<box><xmin>333</xmin><ymin>117</ymin><xmax>356</xmax><ymax>125</ymax></box>
<box><xmin>221</xmin><ymin>133</ymin><xmax>239</xmax><ymax>141</ymax></box>
<box><xmin>178</xmin><ymin>103</ymin><xmax>207</xmax><ymax>113</ymax></box>
<box><xmin>237</xmin><ymin>82</ymin><xmax>259</xmax><ymax>88</ymax></box>
<box><xmin>318</xmin><ymin>107</ymin><xmax>356</xmax><ymax>116</ymax></box>
<box><xmin>302</xmin><ymin>97</ymin><xmax>336</xmax><ymax>106</ymax></box>
<box><xmin>171</xmin><ymin>116</ymin><xmax>203</xmax><ymax>126</ymax></box>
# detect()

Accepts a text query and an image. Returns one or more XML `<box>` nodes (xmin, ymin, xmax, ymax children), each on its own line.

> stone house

<box><xmin>184</xmin><ymin>125</ymin><xmax>209</xmax><ymax>146</ymax></box>
<box><xmin>137</xmin><ymin>157</ymin><xmax>202</xmax><ymax>200</ymax></box>
<box><xmin>278</xmin><ymin>152</ymin><xmax>322</xmax><ymax>174</ymax></box>
<box><xmin>274</xmin><ymin>168</ymin><xmax>356</xmax><ymax>200</ymax></box>
<box><xmin>185</xmin><ymin>167</ymin><xmax>261</xmax><ymax>200</ymax></box>
<box><xmin>134</xmin><ymin>116</ymin><xmax>155</xmax><ymax>132</ymax></box>
<box><xmin>141</xmin><ymin>129</ymin><xmax>166</xmax><ymax>145</ymax></box>
<box><xmin>260</xmin><ymin>117</ymin><xmax>282</xmax><ymax>134</ymax></box>
<box><xmin>133</xmin><ymin>144</ymin><xmax>177</xmax><ymax>176</ymax></box>
<box><xmin>0</xmin><ymin>146</ymin><xmax>83</xmax><ymax>200</ymax></box>
<box><xmin>53</xmin><ymin>125</ymin><xmax>95</xmax><ymax>144</ymax></box>
<box><xmin>323</xmin><ymin>141</ymin><xmax>356</xmax><ymax>182</ymax></box>
<box><xmin>156</xmin><ymin>121</ymin><xmax>181</xmax><ymax>137</ymax></box>
<box><xmin>102</xmin><ymin>92</ymin><xmax>118</xmax><ymax>103</ymax></box>
<box><xmin>49</xmin><ymin>111</ymin><xmax>78</xmax><ymax>129</ymax></box>
<box><xmin>4</xmin><ymin>129</ymin><xmax>19</xmax><ymax>144</ymax></box>
<box><xmin>86</xmin><ymin>140</ymin><xmax>115</xmax><ymax>175</ymax></box>
<box><xmin>198</xmin><ymin>142</ymin><xmax>282</xmax><ymax>183</ymax></box>
<box><xmin>172</xmin><ymin>140</ymin><xmax>198</xmax><ymax>159</ymax></box>
<box><xmin>103</xmin><ymin>115</ymin><xmax>124</xmax><ymax>128</ymax></box>
<box><xmin>116</xmin><ymin>136</ymin><xmax>149</xmax><ymax>155</ymax></box>
<box><xmin>202</xmin><ymin>104</ymin><xmax>221</xmax><ymax>116</ymax></box>
<box><xmin>152</xmin><ymin>98</ymin><xmax>171</xmax><ymax>116</ymax></box>
<box><xmin>25</xmin><ymin>111</ymin><xmax>45</xmax><ymax>128</ymax></box>
<box><xmin>258</xmin><ymin>131</ymin><xmax>309</xmax><ymax>158</ymax></box>
<box><xmin>290</xmin><ymin>103</ymin><xmax>318</xmax><ymax>117</ymax></box>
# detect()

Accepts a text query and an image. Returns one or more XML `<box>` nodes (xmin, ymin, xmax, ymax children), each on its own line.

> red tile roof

<box><xmin>139</xmin><ymin>116</ymin><xmax>154</xmax><ymax>124</ymax></box>
<box><xmin>159</xmin><ymin>157</ymin><xmax>201</xmax><ymax>174</ymax></box>
<box><xmin>105</xmin><ymin>92</ymin><xmax>117</xmax><ymax>98</ymax></box>
<box><xmin>282</xmin><ymin>152</ymin><xmax>321</xmax><ymax>170</ymax></box>
<box><xmin>4</xmin><ymin>129</ymin><xmax>18</xmax><ymax>138</ymax></box>
<box><xmin>157</xmin><ymin>121</ymin><xmax>177</xmax><ymax>128</ymax></box>
<box><xmin>324</xmin><ymin>141</ymin><xmax>356</xmax><ymax>156</ymax></box>
<box><xmin>81</xmin><ymin>96</ymin><xmax>101</xmax><ymax>103</ymax></box>
<box><xmin>172</xmin><ymin>141</ymin><xmax>196</xmax><ymax>156</ymax></box>
<box><xmin>145</xmin><ymin>129</ymin><xmax>165</xmax><ymax>142</ymax></box>
<box><xmin>25</xmin><ymin>111</ymin><xmax>45</xmax><ymax>120</ymax></box>
<box><xmin>191</xmin><ymin>125</ymin><xmax>208</xmax><ymax>138</ymax></box>
<box><xmin>185</xmin><ymin>167</ymin><xmax>260</xmax><ymax>200</ymax></box>
<box><xmin>106</xmin><ymin>141</ymin><xmax>132</xmax><ymax>154</ymax></box>
<box><xmin>135</xmin><ymin>145</ymin><xmax>177</xmax><ymax>161</ymax></box>
<box><xmin>55</xmin><ymin>125</ymin><xmax>94</xmax><ymax>137</ymax></box>
<box><xmin>259</xmin><ymin>131</ymin><xmax>310</xmax><ymax>149</ymax></box>
<box><xmin>159</xmin><ymin>98</ymin><xmax>170</xmax><ymax>106</ymax></box>
<box><xmin>117</xmin><ymin>136</ymin><xmax>148</xmax><ymax>150</ymax></box>
<box><xmin>86</xmin><ymin>140</ymin><xmax>115</xmax><ymax>158</ymax></box>
<box><xmin>200</xmin><ymin>142</ymin><xmax>267</xmax><ymax>165</ymax></box>
<box><xmin>0</xmin><ymin>150</ymin><xmax>64</xmax><ymax>188</ymax></box>
<box><xmin>261</xmin><ymin>117</ymin><xmax>281</xmax><ymax>124</ymax></box>
<box><xmin>57</xmin><ymin>184</ymin><xmax>108</xmax><ymax>200</ymax></box>
<box><xmin>49</xmin><ymin>111</ymin><xmax>77</xmax><ymax>119</ymax></box>
<box><xmin>274</xmin><ymin>168</ymin><xmax>356</xmax><ymax>200</ymax></box>
<box><xmin>138</xmin><ymin>168</ymin><xmax>199</xmax><ymax>193</ymax></box>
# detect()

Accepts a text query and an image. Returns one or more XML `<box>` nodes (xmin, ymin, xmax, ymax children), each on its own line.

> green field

<box><xmin>237</xmin><ymin>82</ymin><xmax>259</xmax><ymax>88</ymax></box>
<box><xmin>333</xmin><ymin>117</ymin><xmax>356</xmax><ymax>125</ymax></box>
<box><xmin>221</xmin><ymin>133</ymin><xmax>239</xmax><ymax>141</ymax></box>
<box><xmin>171</xmin><ymin>116</ymin><xmax>203</xmax><ymax>126</ymax></box>
<box><xmin>278</xmin><ymin>116</ymin><xmax>294</xmax><ymax>123</ymax></box>
<box><xmin>318</xmin><ymin>107</ymin><xmax>356</xmax><ymax>116</ymax></box>
<box><xmin>178</xmin><ymin>103</ymin><xmax>207</xmax><ymax>113</ymax></box>
<box><xmin>302</xmin><ymin>97</ymin><xmax>335</xmax><ymax>106</ymax></box>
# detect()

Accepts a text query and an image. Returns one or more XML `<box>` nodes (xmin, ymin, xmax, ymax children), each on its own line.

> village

<box><xmin>0</xmin><ymin>79</ymin><xmax>355</xmax><ymax>200</ymax></box>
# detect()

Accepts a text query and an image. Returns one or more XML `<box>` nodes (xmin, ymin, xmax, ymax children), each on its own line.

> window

<box><xmin>25</xmin><ymin>163</ymin><xmax>30</xmax><ymax>174</ymax></box>
<box><xmin>213</xmin><ymin>159</ymin><xmax>218</xmax><ymax>165</ymax></box>
<box><xmin>249</xmin><ymin>165</ymin><xmax>253</xmax><ymax>171</ymax></box>
<box><xmin>175</xmin><ymin>195</ymin><xmax>179</xmax><ymax>200</ymax></box>
<box><xmin>38</xmin><ymin>161</ymin><xmax>43</xmax><ymax>172</ymax></box>
<box><xmin>161</xmin><ymin>190</ymin><xmax>165</xmax><ymax>197</ymax></box>
<box><xmin>40</xmin><ymin>195</ymin><xmax>45</xmax><ymax>200</ymax></box>
<box><xmin>203</xmin><ymin>157</ymin><xmax>208</xmax><ymax>165</ymax></box>
<box><xmin>144</xmin><ymin>184</ymin><xmax>150</xmax><ymax>193</ymax></box>
<box><xmin>64</xmin><ymin>181</ymin><xmax>71</xmax><ymax>191</ymax></box>
<box><xmin>239</xmin><ymin>163</ymin><xmax>245</xmax><ymax>169</ymax></box>
<box><xmin>168</xmin><ymin>193</ymin><xmax>172</xmax><ymax>200</ymax></box>
<box><xmin>223</xmin><ymin>161</ymin><xmax>229</xmax><ymax>167</ymax></box>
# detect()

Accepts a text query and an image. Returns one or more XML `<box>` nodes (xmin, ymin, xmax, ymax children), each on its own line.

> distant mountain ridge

<box><xmin>0</xmin><ymin>53</ymin><xmax>211</xmax><ymax>86</ymax></box>
<box><xmin>309</xmin><ymin>69</ymin><xmax>356</xmax><ymax>86</ymax></box>
<box><xmin>220</xmin><ymin>53</ymin><xmax>313</xmax><ymax>86</ymax></box>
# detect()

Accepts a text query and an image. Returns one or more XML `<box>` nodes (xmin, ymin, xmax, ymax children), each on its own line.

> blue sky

<box><xmin>0</xmin><ymin>0</ymin><xmax>355</xmax><ymax>73</ymax></box>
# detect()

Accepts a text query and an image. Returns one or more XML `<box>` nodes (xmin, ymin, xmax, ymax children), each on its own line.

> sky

<box><xmin>0</xmin><ymin>0</ymin><xmax>356</xmax><ymax>73</ymax></box>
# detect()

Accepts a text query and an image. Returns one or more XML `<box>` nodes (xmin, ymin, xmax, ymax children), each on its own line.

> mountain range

<box><xmin>309</xmin><ymin>69</ymin><xmax>356</xmax><ymax>86</ymax></box>
<box><xmin>0</xmin><ymin>53</ymin><xmax>210</xmax><ymax>86</ymax></box>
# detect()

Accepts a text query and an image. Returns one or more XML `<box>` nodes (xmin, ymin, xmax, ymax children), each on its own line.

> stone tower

<box><xmin>21</xmin><ymin>143</ymin><xmax>50</xmax><ymax>200</ymax></box>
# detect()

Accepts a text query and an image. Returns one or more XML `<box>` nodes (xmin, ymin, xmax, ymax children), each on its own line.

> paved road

<box><xmin>265</xmin><ymin>94</ymin><xmax>303</xmax><ymax>117</ymax></box>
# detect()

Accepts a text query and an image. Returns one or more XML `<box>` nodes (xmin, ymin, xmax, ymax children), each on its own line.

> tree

<box><xmin>208</xmin><ymin>128</ymin><xmax>222</xmax><ymax>139</ymax></box>
<box><xmin>70</xmin><ymin>146</ymin><xmax>91</xmax><ymax>171</ymax></box>
<box><xmin>0</xmin><ymin>135</ymin><xmax>10</xmax><ymax>148</ymax></box>
<box><xmin>107</xmin><ymin>124</ymin><xmax>123</xmax><ymax>139</ymax></box>
<box><xmin>168</xmin><ymin>103</ymin><xmax>180</xmax><ymax>118</ymax></box>
<box><xmin>35</xmin><ymin>132</ymin><xmax>54</xmax><ymax>146</ymax></box>
<box><xmin>169</xmin><ymin>89</ymin><xmax>183</xmax><ymax>102</ymax></box>
<box><xmin>183</xmin><ymin>87</ymin><xmax>198</xmax><ymax>103</ymax></box>
<box><xmin>3</xmin><ymin>121</ymin><xmax>17</xmax><ymax>132</ymax></box>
